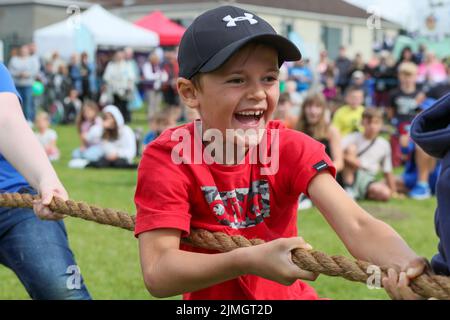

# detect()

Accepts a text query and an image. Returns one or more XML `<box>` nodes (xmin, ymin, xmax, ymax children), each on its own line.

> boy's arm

<box><xmin>139</xmin><ymin>228</ymin><xmax>317</xmax><ymax>298</ymax></box>
<box><xmin>308</xmin><ymin>172</ymin><xmax>423</xmax><ymax>272</ymax></box>
<box><xmin>0</xmin><ymin>93</ymin><xmax>66</xmax><ymax>220</ymax></box>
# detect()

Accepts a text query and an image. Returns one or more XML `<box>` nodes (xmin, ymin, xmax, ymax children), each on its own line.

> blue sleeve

<box><xmin>0</xmin><ymin>63</ymin><xmax>21</xmax><ymax>103</ymax></box>
<box><xmin>0</xmin><ymin>63</ymin><xmax>18</xmax><ymax>93</ymax></box>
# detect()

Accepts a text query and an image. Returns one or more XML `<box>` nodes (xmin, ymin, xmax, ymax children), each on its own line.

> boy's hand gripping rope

<box><xmin>1</xmin><ymin>192</ymin><xmax>450</xmax><ymax>300</ymax></box>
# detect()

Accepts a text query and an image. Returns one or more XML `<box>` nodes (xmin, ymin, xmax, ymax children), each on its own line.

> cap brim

<box><xmin>198</xmin><ymin>34</ymin><xmax>301</xmax><ymax>76</ymax></box>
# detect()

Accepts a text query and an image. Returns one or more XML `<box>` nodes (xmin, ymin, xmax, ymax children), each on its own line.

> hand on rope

<box><xmin>242</xmin><ymin>237</ymin><xmax>319</xmax><ymax>285</ymax></box>
<box><xmin>32</xmin><ymin>178</ymin><xmax>67</xmax><ymax>221</ymax></box>
<box><xmin>1</xmin><ymin>192</ymin><xmax>449</xmax><ymax>300</ymax></box>
<box><xmin>382</xmin><ymin>257</ymin><xmax>433</xmax><ymax>300</ymax></box>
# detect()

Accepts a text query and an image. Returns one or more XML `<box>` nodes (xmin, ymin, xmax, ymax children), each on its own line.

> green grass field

<box><xmin>0</xmin><ymin>111</ymin><xmax>439</xmax><ymax>300</ymax></box>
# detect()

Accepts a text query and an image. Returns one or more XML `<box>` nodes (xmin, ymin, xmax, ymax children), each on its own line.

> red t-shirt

<box><xmin>134</xmin><ymin>120</ymin><xmax>336</xmax><ymax>300</ymax></box>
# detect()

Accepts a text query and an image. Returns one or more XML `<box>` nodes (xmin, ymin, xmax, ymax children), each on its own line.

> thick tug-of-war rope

<box><xmin>1</xmin><ymin>192</ymin><xmax>450</xmax><ymax>300</ymax></box>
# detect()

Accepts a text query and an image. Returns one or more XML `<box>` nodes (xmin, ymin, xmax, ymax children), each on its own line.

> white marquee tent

<box><xmin>34</xmin><ymin>5</ymin><xmax>159</xmax><ymax>60</ymax></box>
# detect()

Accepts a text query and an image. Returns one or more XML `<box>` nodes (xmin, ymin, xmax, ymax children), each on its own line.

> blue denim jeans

<box><xmin>16</xmin><ymin>86</ymin><xmax>35</xmax><ymax>122</ymax></box>
<box><xmin>0</xmin><ymin>189</ymin><xmax>91</xmax><ymax>300</ymax></box>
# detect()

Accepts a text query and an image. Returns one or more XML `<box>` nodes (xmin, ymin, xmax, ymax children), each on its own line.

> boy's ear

<box><xmin>177</xmin><ymin>78</ymin><xmax>200</xmax><ymax>109</ymax></box>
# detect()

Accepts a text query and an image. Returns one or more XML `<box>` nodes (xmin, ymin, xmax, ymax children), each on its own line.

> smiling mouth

<box><xmin>234</xmin><ymin>110</ymin><xmax>265</xmax><ymax>125</ymax></box>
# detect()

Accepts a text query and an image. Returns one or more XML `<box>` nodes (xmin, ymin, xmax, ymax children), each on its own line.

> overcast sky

<box><xmin>344</xmin><ymin>0</ymin><xmax>450</xmax><ymax>31</ymax></box>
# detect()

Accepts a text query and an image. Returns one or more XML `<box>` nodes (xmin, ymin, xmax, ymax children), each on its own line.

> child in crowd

<box><xmin>341</xmin><ymin>108</ymin><xmax>396</xmax><ymax>201</ymax></box>
<box><xmin>62</xmin><ymin>88</ymin><xmax>82</xmax><ymax>124</ymax></box>
<box><xmin>395</xmin><ymin>99</ymin><xmax>440</xmax><ymax>200</ymax></box>
<box><xmin>72</xmin><ymin>100</ymin><xmax>103</xmax><ymax>162</ymax></box>
<box><xmin>332</xmin><ymin>86</ymin><xmax>365</xmax><ymax>137</ymax></box>
<box><xmin>88</xmin><ymin>105</ymin><xmax>137</xmax><ymax>168</ymax></box>
<box><xmin>388</xmin><ymin>62</ymin><xmax>425</xmax><ymax>167</ymax></box>
<box><xmin>143</xmin><ymin>111</ymin><xmax>172</xmax><ymax>147</ymax></box>
<box><xmin>297</xmin><ymin>93</ymin><xmax>343</xmax><ymax>172</ymax></box>
<box><xmin>34</xmin><ymin>112</ymin><xmax>60</xmax><ymax>161</ymax></box>
<box><xmin>135</xmin><ymin>6</ymin><xmax>425</xmax><ymax>300</ymax></box>
<box><xmin>322</xmin><ymin>76</ymin><xmax>340</xmax><ymax>102</ymax></box>
<box><xmin>296</xmin><ymin>92</ymin><xmax>343</xmax><ymax>210</ymax></box>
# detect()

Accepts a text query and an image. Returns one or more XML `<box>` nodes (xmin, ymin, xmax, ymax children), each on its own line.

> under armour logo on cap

<box><xmin>222</xmin><ymin>13</ymin><xmax>258</xmax><ymax>27</ymax></box>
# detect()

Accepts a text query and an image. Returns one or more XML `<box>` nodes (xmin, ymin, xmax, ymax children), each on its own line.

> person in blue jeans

<box><xmin>0</xmin><ymin>63</ymin><xmax>91</xmax><ymax>300</ymax></box>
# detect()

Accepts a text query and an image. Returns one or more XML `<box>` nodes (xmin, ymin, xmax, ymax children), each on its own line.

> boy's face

<box><xmin>185</xmin><ymin>44</ymin><xmax>280</xmax><ymax>147</ymax></box>
<box><xmin>362</xmin><ymin>117</ymin><xmax>382</xmax><ymax>138</ymax></box>
<box><xmin>399</xmin><ymin>72</ymin><xmax>417</xmax><ymax>87</ymax></box>
<box><xmin>346</xmin><ymin>90</ymin><xmax>364</xmax><ymax>108</ymax></box>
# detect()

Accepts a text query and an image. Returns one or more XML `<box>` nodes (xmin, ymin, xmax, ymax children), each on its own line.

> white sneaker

<box><xmin>68</xmin><ymin>159</ymin><xmax>89</xmax><ymax>169</ymax></box>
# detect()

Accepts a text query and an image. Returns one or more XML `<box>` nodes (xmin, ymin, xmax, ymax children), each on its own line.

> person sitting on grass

<box><xmin>134</xmin><ymin>6</ymin><xmax>426</xmax><ymax>300</ymax></box>
<box><xmin>332</xmin><ymin>86</ymin><xmax>365</xmax><ymax>137</ymax></box>
<box><xmin>387</xmin><ymin>62</ymin><xmax>425</xmax><ymax>168</ymax></box>
<box><xmin>297</xmin><ymin>92</ymin><xmax>343</xmax><ymax>172</ymax></box>
<box><xmin>382</xmin><ymin>93</ymin><xmax>450</xmax><ymax>300</ymax></box>
<box><xmin>395</xmin><ymin>98</ymin><xmax>440</xmax><ymax>200</ymax></box>
<box><xmin>88</xmin><ymin>105</ymin><xmax>137</xmax><ymax>169</ymax></box>
<box><xmin>296</xmin><ymin>92</ymin><xmax>343</xmax><ymax>210</ymax></box>
<box><xmin>34</xmin><ymin>112</ymin><xmax>60</xmax><ymax>161</ymax></box>
<box><xmin>341</xmin><ymin>108</ymin><xmax>397</xmax><ymax>201</ymax></box>
<box><xmin>71</xmin><ymin>100</ymin><xmax>103</xmax><ymax>162</ymax></box>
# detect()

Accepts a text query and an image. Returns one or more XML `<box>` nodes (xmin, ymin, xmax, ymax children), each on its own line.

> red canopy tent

<box><xmin>135</xmin><ymin>11</ymin><xmax>186</xmax><ymax>46</ymax></box>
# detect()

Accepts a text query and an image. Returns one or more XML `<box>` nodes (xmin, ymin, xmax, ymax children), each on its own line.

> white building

<box><xmin>105</xmin><ymin>0</ymin><xmax>401</xmax><ymax>61</ymax></box>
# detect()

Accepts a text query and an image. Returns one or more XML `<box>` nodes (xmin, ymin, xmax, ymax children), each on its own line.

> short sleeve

<box><xmin>280</xmin><ymin>130</ymin><xmax>336</xmax><ymax>197</ymax></box>
<box><xmin>0</xmin><ymin>63</ymin><xmax>20</xmax><ymax>102</ymax></box>
<box><xmin>134</xmin><ymin>142</ymin><xmax>192</xmax><ymax>237</ymax></box>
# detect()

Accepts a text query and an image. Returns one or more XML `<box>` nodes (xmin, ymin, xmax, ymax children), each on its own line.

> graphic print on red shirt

<box><xmin>201</xmin><ymin>179</ymin><xmax>270</xmax><ymax>229</ymax></box>
<box><xmin>134</xmin><ymin>120</ymin><xmax>336</xmax><ymax>300</ymax></box>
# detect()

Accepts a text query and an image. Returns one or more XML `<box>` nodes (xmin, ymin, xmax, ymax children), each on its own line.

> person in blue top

<box><xmin>288</xmin><ymin>59</ymin><xmax>313</xmax><ymax>93</ymax></box>
<box><xmin>0</xmin><ymin>63</ymin><xmax>90</xmax><ymax>299</ymax></box>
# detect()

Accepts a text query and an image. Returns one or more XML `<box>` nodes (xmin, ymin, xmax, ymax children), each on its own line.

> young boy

<box><xmin>332</xmin><ymin>86</ymin><xmax>365</xmax><ymax>137</ymax></box>
<box><xmin>341</xmin><ymin>108</ymin><xmax>396</xmax><ymax>201</ymax></box>
<box><xmin>135</xmin><ymin>6</ymin><xmax>425</xmax><ymax>300</ymax></box>
<box><xmin>395</xmin><ymin>99</ymin><xmax>440</xmax><ymax>200</ymax></box>
<box><xmin>388</xmin><ymin>62</ymin><xmax>425</xmax><ymax>167</ymax></box>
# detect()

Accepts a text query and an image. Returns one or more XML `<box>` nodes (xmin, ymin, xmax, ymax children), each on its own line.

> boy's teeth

<box><xmin>236</xmin><ymin>111</ymin><xmax>264</xmax><ymax>116</ymax></box>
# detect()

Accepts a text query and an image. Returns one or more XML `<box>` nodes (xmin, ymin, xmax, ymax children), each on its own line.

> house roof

<box><xmin>82</xmin><ymin>0</ymin><xmax>374</xmax><ymax>20</ymax></box>
<box><xmin>0</xmin><ymin>0</ymin><xmax>91</xmax><ymax>7</ymax></box>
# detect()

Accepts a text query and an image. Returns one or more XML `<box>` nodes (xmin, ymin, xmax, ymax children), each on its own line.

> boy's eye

<box><xmin>264</xmin><ymin>76</ymin><xmax>277</xmax><ymax>82</ymax></box>
<box><xmin>227</xmin><ymin>78</ymin><xmax>244</xmax><ymax>84</ymax></box>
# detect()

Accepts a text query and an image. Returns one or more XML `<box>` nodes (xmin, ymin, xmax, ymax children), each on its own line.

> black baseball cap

<box><xmin>178</xmin><ymin>5</ymin><xmax>302</xmax><ymax>79</ymax></box>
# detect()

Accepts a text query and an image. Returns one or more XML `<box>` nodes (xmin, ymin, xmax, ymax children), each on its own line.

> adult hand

<box><xmin>32</xmin><ymin>178</ymin><xmax>68</xmax><ymax>220</ymax></box>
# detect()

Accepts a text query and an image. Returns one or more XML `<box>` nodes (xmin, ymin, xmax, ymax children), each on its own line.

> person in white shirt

<box><xmin>142</xmin><ymin>52</ymin><xmax>168</xmax><ymax>119</ymax></box>
<box><xmin>342</xmin><ymin>108</ymin><xmax>397</xmax><ymax>201</ymax></box>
